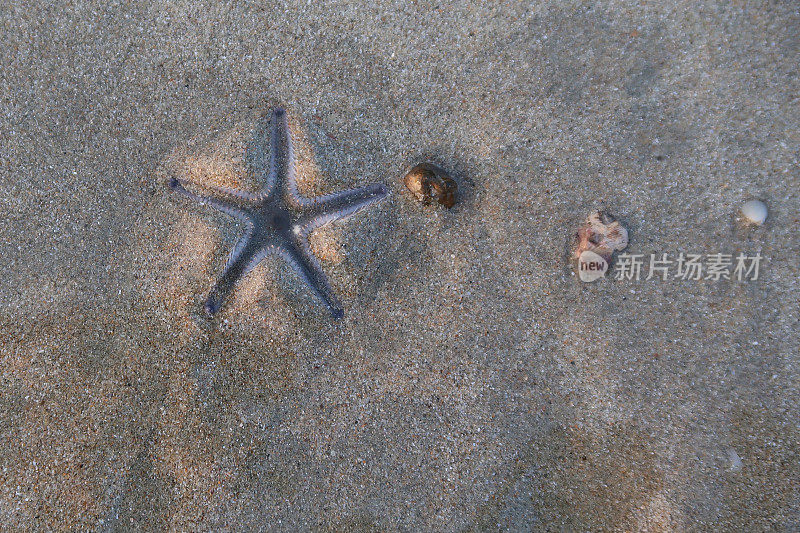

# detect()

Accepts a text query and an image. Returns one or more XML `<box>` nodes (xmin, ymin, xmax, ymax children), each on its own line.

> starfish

<box><xmin>169</xmin><ymin>108</ymin><xmax>388</xmax><ymax>319</ymax></box>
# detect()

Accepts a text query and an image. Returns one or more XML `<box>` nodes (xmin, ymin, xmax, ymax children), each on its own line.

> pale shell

<box><xmin>574</xmin><ymin>211</ymin><xmax>629</xmax><ymax>263</ymax></box>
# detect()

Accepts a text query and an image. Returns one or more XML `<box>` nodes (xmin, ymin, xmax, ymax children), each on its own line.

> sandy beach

<box><xmin>1</xmin><ymin>1</ymin><xmax>798</xmax><ymax>530</ymax></box>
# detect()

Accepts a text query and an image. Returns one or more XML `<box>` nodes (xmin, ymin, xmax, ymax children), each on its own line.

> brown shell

<box><xmin>403</xmin><ymin>163</ymin><xmax>457</xmax><ymax>208</ymax></box>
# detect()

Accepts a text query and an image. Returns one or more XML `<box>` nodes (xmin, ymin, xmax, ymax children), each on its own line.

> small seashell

<box><xmin>403</xmin><ymin>163</ymin><xmax>457</xmax><ymax>208</ymax></box>
<box><xmin>741</xmin><ymin>199</ymin><xmax>767</xmax><ymax>225</ymax></box>
<box><xmin>574</xmin><ymin>211</ymin><xmax>628</xmax><ymax>264</ymax></box>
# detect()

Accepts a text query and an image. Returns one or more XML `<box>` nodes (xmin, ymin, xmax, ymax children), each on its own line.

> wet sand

<box><xmin>1</xmin><ymin>1</ymin><xmax>798</xmax><ymax>530</ymax></box>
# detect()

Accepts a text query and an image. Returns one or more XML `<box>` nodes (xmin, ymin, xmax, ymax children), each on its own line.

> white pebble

<box><xmin>727</xmin><ymin>448</ymin><xmax>743</xmax><ymax>471</ymax></box>
<box><xmin>741</xmin><ymin>200</ymin><xmax>767</xmax><ymax>225</ymax></box>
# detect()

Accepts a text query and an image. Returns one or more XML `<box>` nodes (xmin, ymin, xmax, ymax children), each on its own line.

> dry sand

<box><xmin>1</xmin><ymin>1</ymin><xmax>798</xmax><ymax>530</ymax></box>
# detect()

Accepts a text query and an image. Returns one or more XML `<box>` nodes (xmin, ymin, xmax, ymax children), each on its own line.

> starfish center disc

<box><xmin>270</xmin><ymin>211</ymin><xmax>291</xmax><ymax>231</ymax></box>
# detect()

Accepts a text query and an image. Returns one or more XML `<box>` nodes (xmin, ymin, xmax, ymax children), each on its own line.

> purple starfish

<box><xmin>169</xmin><ymin>108</ymin><xmax>388</xmax><ymax>319</ymax></box>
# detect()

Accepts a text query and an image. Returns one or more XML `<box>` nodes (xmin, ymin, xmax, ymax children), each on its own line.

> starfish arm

<box><xmin>298</xmin><ymin>183</ymin><xmax>389</xmax><ymax>233</ymax></box>
<box><xmin>190</xmin><ymin>181</ymin><xmax>258</xmax><ymax>202</ymax></box>
<box><xmin>169</xmin><ymin>177</ymin><xmax>250</xmax><ymax>223</ymax></box>
<box><xmin>203</xmin><ymin>232</ymin><xmax>269</xmax><ymax>316</ymax></box>
<box><xmin>276</xmin><ymin>239</ymin><xmax>344</xmax><ymax>319</ymax></box>
<box><xmin>223</xmin><ymin>221</ymin><xmax>256</xmax><ymax>273</ymax></box>
<box><xmin>246</xmin><ymin>108</ymin><xmax>298</xmax><ymax>204</ymax></box>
